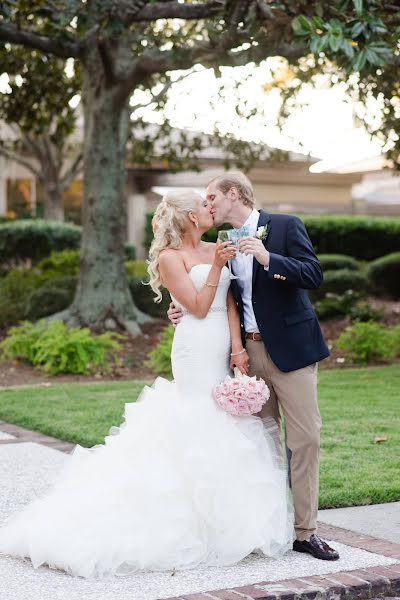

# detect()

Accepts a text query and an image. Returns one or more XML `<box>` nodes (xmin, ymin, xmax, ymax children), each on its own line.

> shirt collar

<box><xmin>241</xmin><ymin>208</ymin><xmax>259</xmax><ymax>232</ymax></box>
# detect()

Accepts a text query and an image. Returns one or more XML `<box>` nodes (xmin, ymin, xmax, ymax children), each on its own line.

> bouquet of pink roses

<box><xmin>212</xmin><ymin>368</ymin><xmax>270</xmax><ymax>416</ymax></box>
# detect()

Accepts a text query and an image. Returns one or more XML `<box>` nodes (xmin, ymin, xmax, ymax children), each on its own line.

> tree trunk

<box><xmin>42</xmin><ymin>179</ymin><xmax>64</xmax><ymax>221</ymax></box>
<box><xmin>57</xmin><ymin>61</ymin><xmax>150</xmax><ymax>334</ymax></box>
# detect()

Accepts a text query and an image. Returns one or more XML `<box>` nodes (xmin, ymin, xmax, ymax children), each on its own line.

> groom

<box><xmin>168</xmin><ymin>171</ymin><xmax>339</xmax><ymax>561</ymax></box>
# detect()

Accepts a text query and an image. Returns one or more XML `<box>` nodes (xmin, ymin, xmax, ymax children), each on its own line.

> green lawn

<box><xmin>0</xmin><ymin>366</ymin><xmax>399</xmax><ymax>509</ymax></box>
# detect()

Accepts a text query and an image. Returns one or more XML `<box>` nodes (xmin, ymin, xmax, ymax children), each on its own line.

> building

<box><xmin>1</xmin><ymin>124</ymin><xmax>399</xmax><ymax>259</ymax></box>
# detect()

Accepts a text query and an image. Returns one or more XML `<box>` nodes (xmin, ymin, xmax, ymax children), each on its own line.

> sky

<box><xmin>130</xmin><ymin>59</ymin><xmax>384</xmax><ymax>172</ymax></box>
<box><xmin>1</xmin><ymin>57</ymin><xmax>384</xmax><ymax>173</ymax></box>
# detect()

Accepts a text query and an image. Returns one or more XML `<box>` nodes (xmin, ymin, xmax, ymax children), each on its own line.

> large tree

<box><xmin>0</xmin><ymin>47</ymin><xmax>82</xmax><ymax>220</ymax></box>
<box><xmin>0</xmin><ymin>1</ymin><xmax>396</xmax><ymax>333</ymax></box>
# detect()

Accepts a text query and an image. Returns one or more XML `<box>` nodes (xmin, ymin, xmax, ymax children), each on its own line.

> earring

<box><xmin>194</xmin><ymin>221</ymin><xmax>199</xmax><ymax>229</ymax></box>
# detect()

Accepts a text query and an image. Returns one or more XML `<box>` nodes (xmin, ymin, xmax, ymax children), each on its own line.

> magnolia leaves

<box><xmin>291</xmin><ymin>8</ymin><xmax>392</xmax><ymax>72</ymax></box>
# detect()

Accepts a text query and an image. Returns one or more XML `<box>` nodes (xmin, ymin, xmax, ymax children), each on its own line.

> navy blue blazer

<box><xmin>230</xmin><ymin>210</ymin><xmax>329</xmax><ymax>373</ymax></box>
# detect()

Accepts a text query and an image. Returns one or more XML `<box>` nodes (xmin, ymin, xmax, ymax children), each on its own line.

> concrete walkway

<box><xmin>0</xmin><ymin>421</ymin><xmax>399</xmax><ymax>600</ymax></box>
<box><xmin>319</xmin><ymin>503</ymin><xmax>400</xmax><ymax>545</ymax></box>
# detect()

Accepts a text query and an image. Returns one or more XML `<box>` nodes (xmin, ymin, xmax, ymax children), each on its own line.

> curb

<box><xmin>163</xmin><ymin>564</ymin><xmax>400</xmax><ymax>600</ymax></box>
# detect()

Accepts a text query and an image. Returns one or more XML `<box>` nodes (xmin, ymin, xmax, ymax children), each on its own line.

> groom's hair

<box><xmin>208</xmin><ymin>171</ymin><xmax>255</xmax><ymax>208</ymax></box>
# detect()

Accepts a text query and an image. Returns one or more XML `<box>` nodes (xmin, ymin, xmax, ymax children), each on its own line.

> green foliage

<box><xmin>0</xmin><ymin>219</ymin><xmax>81</xmax><ymax>266</ymax></box>
<box><xmin>128</xmin><ymin>277</ymin><xmax>170</xmax><ymax>318</ymax></box>
<box><xmin>302</xmin><ymin>216</ymin><xmax>400</xmax><ymax>260</ymax></box>
<box><xmin>125</xmin><ymin>260</ymin><xmax>148</xmax><ymax>278</ymax></box>
<box><xmin>315</xmin><ymin>269</ymin><xmax>368</xmax><ymax>300</ymax></box>
<box><xmin>0</xmin><ymin>320</ymin><xmax>121</xmax><ymax>375</ymax></box>
<box><xmin>143</xmin><ymin>212</ymin><xmax>154</xmax><ymax>253</ymax></box>
<box><xmin>0</xmin><ymin>269</ymin><xmax>44</xmax><ymax>328</ymax></box>
<box><xmin>349</xmin><ymin>300</ymin><xmax>384</xmax><ymax>323</ymax></box>
<box><xmin>26</xmin><ymin>276</ymin><xmax>77</xmax><ymax>320</ymax></box>
<box><xmin>315</xmin><ymin>291</ymin><xmax>359</xmax><ymax>320</ymax></box>
<box><xmin>318</xmin><ymin>254</ymin><xmax>360</xmax><ymax>272</ymax></box>
<box><xmin>146</xmin><ymin>324</ymin><xmax>174</xmax><ymax>378</ymax></box>
<box><xmin>336</xmin><ymin>322</ymin><xmax>399</xmax><ymax>364</ymax></box>
<box><xmin>315</xmin><ymin>291</ymin><xmax>383</xmax><ymax>322</ymax></box>
<box><xmin>124</xmin><ymin>244</ymin><xmax>137</xmax><ymax>260</ymax></box>
<box><xmin>147</xmin><ymin>214</ymin><xmax>400</xmax><ymax>262</ymax></box>
<box><xmin>367</xmin><ymin>252</ymin><xmax>400</xmax><ymax>298</ymax></box>
<box><xmin>37</xmin><ymin>249</ymin><xmax>80</xmax><ymax>278</ymax></box>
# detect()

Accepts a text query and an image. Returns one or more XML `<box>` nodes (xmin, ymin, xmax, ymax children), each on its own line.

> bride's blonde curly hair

<box><xmin>147</xmin><ymin>189</ymin><xmax>202</xmax><ymax>303</ymax></box>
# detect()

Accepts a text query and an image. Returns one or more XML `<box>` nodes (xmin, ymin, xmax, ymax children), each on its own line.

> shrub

<box><xmin>128</xmin><ymin>277</ymin><xmax>170</xmax><ymax>318</ymax></box>
<box><xmin>315</xmin><ymin>291</ymin><xmax>359</xmax><ymax>320</ymax></box>
<box><xmin>0</xmin><ymin>320</ymin><xmax>121</xmax><ymax>375</ymax></box>
<box><xmin>367</xmin><ymin>252</ymin><xmax>400</xmax><ymax>298</ymax></box>
<box><xmin>0</xmin><ymin>269</ymin><xmax>44</xmax><ymax>328</ymax></box>
<box><xmin>0</xmin><ymin>219</ymin><xmax>81</xmax><ymax>266</ymax></box>
<box><xmin>145</xmin><ymin>213</ymin><xmax>400</xmax><ymax>260</ymax></box>
<box><xmin>349</xmin><ymin>301</ymin><xmax>384</xmax><ymax>323</ymax></box>
<box><xmin>318</xmin><ymin>254</ymin><xmax>360</xmax><ymax>272</ymax></box>
<box><xmin>391</xmin><ymin>325</ymin><xmax>400</xmax><ymax>356</ymax></box>
<box><xmin>143</xmin><ymin>212</ymin><xmax>154</xmax><ymax>252</ymax></box>
<box><xmin>313</xmin><ymin>269</ymin><xmax>368</xmax><ymax>300</ymax></box>
<box><xmin>146</xmin><ymin>324</ymin><xmax>174</xmax><ymax>377</ymax></box>
<box><xmin>124</xmin><ymin>244</ymin><xmax>137</xmax><ymax>260</ymax></box>
<box><xmin>125</xmin><ymin>260</ymin><xmax>148</xmax><ymax>278</ymax></box>
<box><xmin>37</xmin><ymin>249</ymin><xmax>80</xmax><ymax>278</ymax></box>
<box><xmin>302</xmin><ymin>215</ymin><xmax>400</xmax><ymax>260</ymax></box>
<box><xmin>315</xmin><ymin>292</ymin><xmax>383</xmax><ymax>322</ymax></box>
<box><xmin>336</xmin><ymin>322</ymin><xmax>396</xmax><ymax>364</ymax></box>
<box><xmin>26</xmin><ymin>276</ymin><xmax>77</xmax><ymax>320</ymax></box>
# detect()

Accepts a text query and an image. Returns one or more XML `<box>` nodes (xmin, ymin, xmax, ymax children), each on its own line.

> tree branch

<box><xmin>61</xmin><ymin>151</ymin><xmax>83</xmax><ymax>190</ymax></box>
<box><xmin>123</xmin><ymin>37</ymin><xmax>306</xmax><ymax>94</ymax></box>
<box><xmin>0</xmin><ymin>21</ymin><xmax>80</xmax><ymax>58</ymax></box>
<box><xmin>125</xmin><ymin>0</ymin><xmax>224</xmax><ymax>23</ymax></box>
<box><xmin>0</xmin><ymin>143</ymin><xmax>41</xmax><ymax>177</ymax></box>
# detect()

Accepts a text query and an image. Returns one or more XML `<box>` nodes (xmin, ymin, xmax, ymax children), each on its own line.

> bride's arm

<box><xmin>159</xmin><ymin>245</ymin><xmax>232</xmax><ymax>319</ymax></box>
<box><xmin>227</xmin><ymin>289</ymin><xmax>249</xmax><ymax>374</ymax></box>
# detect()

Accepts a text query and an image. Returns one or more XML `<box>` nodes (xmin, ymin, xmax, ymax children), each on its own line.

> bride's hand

<box><xmin>167</xmin><ymin>302</ymin><xmax>183</xmax><ymax>326</ymax></box>
<box><xmin>214</xmin><ymin>241</ymin><xmax>236</xmax><ymax>269</ymax></box>
<box><xmin>230</xmin><ymin>350</ymin><xmax>249</xmax><ymax>375</ymax></box>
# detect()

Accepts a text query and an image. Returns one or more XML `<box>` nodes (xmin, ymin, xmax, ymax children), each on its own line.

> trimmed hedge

<box><xmin>302</xmin><ymin>216</ymin><xmax>400</xmax><ymax>260</ymax></box>
<box><xmin>314</xmin><ymin>269</ymin><xmax>368</xmax><ymax>299</ymax></box>
<box><xmin>144</xmin><ymin>212</ymin><xmax>400</xmax><ymax>260</ymax></box>
<box><xmin>367</xmin><ymin>252</ymin><xmax>400</xmax><ymax>298</ymax></box>
<box><xmin>318</xmin><ymin>254</ymin><xmax>359</xmax><ymax>272</ymax></box>
<box><xmin>128</xmin><ymin>276</ymin><xmax>170</xmax><ymax>319</ymax></box>
<box><xmin>26</xmin><ymin>276</ymin><xmax>77</xmax><ymax>320</ymax></box>
<box><xmin>0</xmin><ymin>219</ymin><xmax>81</xmax><ymax>265</ymax></box>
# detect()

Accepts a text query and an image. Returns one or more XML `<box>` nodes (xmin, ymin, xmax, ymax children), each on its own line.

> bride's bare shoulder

<box><xmin>159</xmin><ymin>249</ymin><xmax>185</xmax><ymax>270</ymax></box>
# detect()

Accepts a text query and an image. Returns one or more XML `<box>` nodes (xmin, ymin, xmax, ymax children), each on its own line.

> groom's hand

<box><xmin>167</xmin><ymin>302</ymin><xmax>183</xmax><ymax>327</ymax></box>
<box><xmin>239</xmin><ymin>237</ymin><xmax>270</xmax><ymax>267</ymax></box>
<box><xmin>230</xmin><ymin>351</ymin><xmax>249</xmax><ymax>375</ymax></box>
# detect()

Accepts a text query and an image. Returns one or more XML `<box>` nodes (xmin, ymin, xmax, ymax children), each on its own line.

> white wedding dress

<box><xmin>0</xmin><ymin>264</ymin><xmax>293</xmax><ymax>578</ymax></box>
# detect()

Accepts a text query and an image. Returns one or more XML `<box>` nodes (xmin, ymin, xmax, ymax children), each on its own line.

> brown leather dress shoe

<box><xmin>293</xmin><ymin>534</ymin><xmax>340</xmax><ymax>560</ymax></box>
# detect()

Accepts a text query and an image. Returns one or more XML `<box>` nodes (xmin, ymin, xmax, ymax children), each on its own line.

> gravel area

<box><xmin>0</xmin><ymin>432</ymin><xmax>15</xmax><ymax>440</ymax></box>
<box><xmin>0</xmin><ymin>442</ymin><xmax>398</xmax><ymax>600</ymax></box>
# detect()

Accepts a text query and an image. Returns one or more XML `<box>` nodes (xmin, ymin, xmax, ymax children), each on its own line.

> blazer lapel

<box><xmin>252</xmin><ymin>210</ymin><xmax>271</xmax><ymax>290</ymax></box>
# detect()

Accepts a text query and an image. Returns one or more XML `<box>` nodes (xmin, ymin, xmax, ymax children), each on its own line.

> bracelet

<box><xmin>230</xmin><ymin>348</ymin><xmax>247</xmax><ymax>357</ymax></box>
<box><xmin>205</xmin><ymin>282</ymin><xmax>218</xmax><ymax>287</ymax></box>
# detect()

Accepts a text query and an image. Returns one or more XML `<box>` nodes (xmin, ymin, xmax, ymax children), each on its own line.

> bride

<box><xmin>0</xmin><ymin>190</ymin><xmax>293</xmax><ymax>578</ymax></box>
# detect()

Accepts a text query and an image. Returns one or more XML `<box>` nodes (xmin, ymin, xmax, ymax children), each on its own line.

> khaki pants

<box><xmin>246</xmin><ymin>339</ymin><xmax>321</xmax><ymax>542</ymax></box>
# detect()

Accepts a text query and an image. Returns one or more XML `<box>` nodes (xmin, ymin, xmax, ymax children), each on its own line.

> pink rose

<box><xmin>221</xmin><ymin>382</ymin><xmax>230</xmax><ymax>395</ymax></box>
<box><xmin>237</xmin><ymin>400</ymin><xmax>250</xmax><ymax>415</ymax></box>
<box><xmin>234</xmin><ymin>389</ymin><xmax>246</xmax><ymax>400</ymax></box>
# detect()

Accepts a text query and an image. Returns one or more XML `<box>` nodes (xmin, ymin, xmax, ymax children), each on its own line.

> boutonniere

<box><xmin>255</xmin><ymin>225</ymin><xmax>269</xmax><ymax>241</ymax></box>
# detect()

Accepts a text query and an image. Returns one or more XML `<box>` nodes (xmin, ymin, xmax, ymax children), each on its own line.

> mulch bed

<box><xmin>0</xmin><ymin>298</ymin><xmax>399</xmax><ymax>388</ymax></box>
